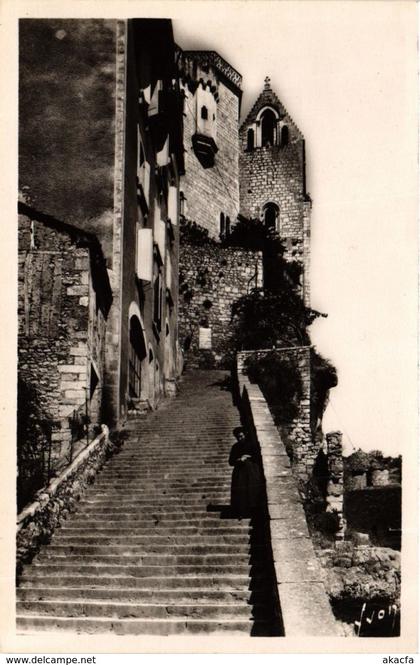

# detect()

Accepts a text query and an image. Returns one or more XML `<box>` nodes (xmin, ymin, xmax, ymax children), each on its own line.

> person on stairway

<box><xmin>229</xmin><ymin>426</ymin><xmax>263</xmax><ymax>518</ymax></box>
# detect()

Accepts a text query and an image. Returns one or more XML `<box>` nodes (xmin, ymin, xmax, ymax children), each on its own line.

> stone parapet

<box><xmin>237</xmin><ymin>366</ymin><xmax>341</xmax><ymax>636</ymax></box>
<box><xmin>237</xmin><ymin>347</ymin><xmax>316</xmax><ymax>486</ymax></box>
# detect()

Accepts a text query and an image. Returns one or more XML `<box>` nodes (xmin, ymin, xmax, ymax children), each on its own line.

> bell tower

<box><xmin>239</xmin><ymin>77</ymin><xmax>311</xmax><ymax>305</ymax></box>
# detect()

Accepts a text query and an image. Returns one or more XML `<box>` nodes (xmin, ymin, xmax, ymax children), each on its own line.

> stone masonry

<box><xmin>239</xmin><ymin>79</ymin><xmax>311</xmax><ymax>305</ymax></box>
<box><xmin>18</xmin><ymin>208</ymin><xmax>111</xmax><ymax>465</ymax></box>
<box><xmin>325</xmin><ymin>431</ymin><xmax>346</xmax><ymax>539</ymax></box>
<box><xmin>179</xmin><ymin>242</ymin><xmax>263</xmax><ymax>368</ymax></box>
<box><xmin>237</xmin><ymin>348</ymin><xmax>317</xmax><ymax>488</ymax></box>
<box><xmin>179</xmin><ymin>51</ymin><xmax>242</xmax><ymax>240</ymax></box>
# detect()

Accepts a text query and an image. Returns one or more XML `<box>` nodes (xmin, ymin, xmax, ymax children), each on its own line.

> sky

<box><xmin>172</xmin><ymin>1</ymin><xmax>418</xmax><ymax>457</ymax></box>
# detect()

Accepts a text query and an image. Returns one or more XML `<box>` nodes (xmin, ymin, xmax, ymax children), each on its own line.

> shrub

<box><xmin>244</xmin><ymin>351</ymin><xmax>303</xmax><ymax>424</ymax></box>
<box><xmin>17</xmin><ymin>378</ymin><xmax>52</xmax><ymax>510</ymax></box>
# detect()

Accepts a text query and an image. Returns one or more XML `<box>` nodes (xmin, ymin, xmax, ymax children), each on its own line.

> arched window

<box><xmin>261</xmin><ymin>109</ymin><xmax>277</xmax><ymax>146</ymax></box>
<box><xmin>247</xmin><ymin>128</ymin><xmax>254</xmax><ymax>151</ymax></box>
<box><xmin>129</xmin><ymin>316</ymin><xmax>146</xmax><ymax>398</ymax></box>
<box><xmin>281</xmin><ymin>125</ymin><xmax>289</xmax><ymax>148</ymax></box>
<box><xmin>220</xmin><ymin>212</ymin><xmax>225</xmax><ymax>239</ymax></box>
<box><xmin>201</xmin><ymin>106</ymin><xmax>208</xmax><ymax>120</ymax></box>
<box><xmin>263</xmin><ymin>202</ymin><xmax>279</xmax><ymax>231</ymax></box>
<box><xmin>225</xmin><ymin>216</ymin><xmax>231</xmax><ymax>236</ymax></box>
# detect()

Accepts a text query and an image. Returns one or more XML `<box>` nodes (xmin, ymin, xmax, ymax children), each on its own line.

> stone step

<box><xmin>17</xmin><ymin>587</ymin><xmax>264</xmax><ymax>605</ymax></box>
<box><xmin>72</xmin><ymin>509</ymin><xmax>235</xmax><ymax>519</ymax></box>
<box><xmin>92</xmin><ymin>482</ymin><xmax>232</xmax><ymax>490</ymax></box>
<box><xmin>37</xmin><ymin>553</ymin><xmax>260</xmax><ymax>567</ymax></box>
<box><xmin>114</xmin><ymin>457</ymin><xmax>230</xmax><ymax>461</ymax></box>
<box><xmin>96</xmin><ymin>475</ymin><xmax>232</xmax><ymax>482</ymax></box>
<box><xmin>98</xmin><ymin>470</ymin><xmax>233</xmax><ymax>476</ymax></box>
<box><xmin>19</xmin><ymin>574</ymin><xmax>256</xmax><ymax>590</ymax></box>
<box><xmin>90</xmin><ymin>480</ymin><xmax>231</xmax><ymax>487</ymax></box>
<box><xmin>59</xmin><ymin>518</ymin><xmax>245</xmax><ymax>529</ymax></box>
<box><xmin>100</xmin><ymin>462</ymin><xmax>232</xmax><ymax>469</ymax></box>
<box><xmin>24</xmin><ymin>562</ymin><xmax>259</xmax><ymax>577</ymax></box>
<box><xmin>41</xmin><ymin>543</ymin><xmax>257</xmax><ymax>556</ymax></box>
<box><xmin>17</xmin><ymin>599</ymin><xmax>271</xmax><ymax>621</ymax></box>
<box><xmin>83</xmin><ymin>492</ymin><xmax>231</xmax><ymax>502</ymax></box>
<box><xmin>78</xmin><ymin>499</ymin><xmax>231</xmax><ymax>509</ymax></box>
<box><xmin>48</xmin><ymin>536</ymin><xmax>251</xmax><ymax>548</ymax></box>
<box><xmin>104</xmin><ymin>447</ymin><xmax>232</xmax><ymax>451</ymax></box>
<box><xmin>57</xmin><ymin>526</ymin><xmax>250</xmax><ymax>537</ymax></box>
<box><xmin>16</xmin><ymin>615</ymin><xmax>271</xmax><ymax>635</ymax></box>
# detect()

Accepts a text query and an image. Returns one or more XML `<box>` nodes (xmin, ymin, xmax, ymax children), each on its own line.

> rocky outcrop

<box><xmin>317</xmin><ymin>545</ymin><xmax>400</xmax><ymax>605</ymax></box>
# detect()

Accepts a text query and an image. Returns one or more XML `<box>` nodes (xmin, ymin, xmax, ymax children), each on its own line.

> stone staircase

<box><xmin>17</xmin><ymin>371</ymin><xmax>282</xmax><ymax>636</ymax></box>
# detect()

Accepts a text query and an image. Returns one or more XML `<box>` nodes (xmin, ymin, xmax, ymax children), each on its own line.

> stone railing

<box><xmin>237</xmin><ymin>348</ymin><xmax>316</xmax><ymax>486</ymax></box>
<box><xmin>236</xmin><ymin>366</ymin><xmax>341</xmax><ymax>636</ymax></box>
<box><xmin>16</xmin><ymin>425</ymin><xmax>116</xmax><ymax>576</ymax></box>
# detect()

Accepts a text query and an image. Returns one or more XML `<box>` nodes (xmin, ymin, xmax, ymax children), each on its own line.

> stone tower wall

<box><xmin>239</xmin><ymin>99</ymin><xmax>311</xmax><ymax>305</ymax></box>
<box><xmin>180</xmin><ymin>79</ymin><xmax>241</xmax><ymax>240</ymax></box>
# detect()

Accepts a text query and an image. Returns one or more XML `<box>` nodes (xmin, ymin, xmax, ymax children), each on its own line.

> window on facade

<box><xmin>225</xmin><ymin>216</ymin><xmax>231</xmax><ymax>236</ymax></box>
<box><xmin>281</xmin><ymin>125</ymin><xmax>289</xmax><ymax>148</ymax></box>
<box><xmin>263</xmin><ymin>202</ymin><xmax>279</xmax><ymax>231</ymax></box>
<box><xmin>129</xmin><ymin>316</ymin><xmax>146</xmax><ymax>398</ymax></box>
<box><xmin>261</xmin><ymin>109</ymin><xmax>277</xmax><ymax>146</ymax></box>
<box><xmin>246</xmin><ymin>128</ymin><xmax>254</xmax><ymax>151</ymax></box>
<box><xmin>201</xmin><ymin>105</ymin><xmax>208</xmax><ymax>120</ymax></box>
<box><xmin>220</xmin><ymin>213</ymin><xmax>225</xmax><ymax>239</ymax></box>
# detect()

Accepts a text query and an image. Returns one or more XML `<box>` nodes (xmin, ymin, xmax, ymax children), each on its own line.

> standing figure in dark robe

<box><xmin>229</xmin><ymin>426</ymin><xmax>263</xmax><ymax>518</ymax></box>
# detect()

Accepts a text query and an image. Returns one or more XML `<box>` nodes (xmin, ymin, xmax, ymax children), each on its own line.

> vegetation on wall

<box><xmin>180</xmin><ymin>217</ymin><xmax>217</xmax><ymax>246</ymax></box>
<box><xmin>228</xmin><ymin>216</ymin><xmax>338</xmax><ymax>474</ymax></box>
<box><xmin>244</xmin><ymin>351</ymin><xmax>303</xmax><ymax>425</ymax></box>
<box><xmin>17</xmin><ymin>378</ymin><xmax>53</xmax><ymax>511</ymax></box>
<box><xmin>228</xmin><ymin>216</ymin><xmax>325</xmax><ymax>349</ymax></box>
<box><xmin>310</xmin><ymin>348</ymin><xmax>338</xmax><ymax>443</ymax></box>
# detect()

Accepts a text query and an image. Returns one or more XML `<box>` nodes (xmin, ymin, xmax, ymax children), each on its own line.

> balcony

<box><xmin>192</xmin><ymin>133</ymin><xmax>218</xmax><ymax>168</ymax></box>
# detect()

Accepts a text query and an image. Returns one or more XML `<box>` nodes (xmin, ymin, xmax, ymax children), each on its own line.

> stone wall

<box><xmin>237</xmin><ymin>370</ymin><xmax>340</xmax><ymax>636</ymax></box>
<box><xmin>325</xmin><ymin>431</ymin><xmax>346</xmax><ymax>540</ymax></box>
<box><xmin>16</xmin><ymin>427</ymin><xmax>117</xmax><ymax>577</ymax></box>
<box><xmin>180</xmin><ymin>76</ymin><xmax>240</xmax><ymax>240</ymax></box>
<box><xmin>344</xmin><ymin>486</ymin><xmax>401</xmax><ymax>549</ymax></box>
<box><xmin>178</xmin><ymin>242</ymin><xmax>263</xmax><ymax>368</ymax></box>
<box><xmin>237</xmin><ymin>347</ymin><xmax>315</xmax><ymax>485</ymax></box>
<box><xmin>18</xmin><ymin>212</ymin><xmax>108</xmax><ymax>466</ymax></box>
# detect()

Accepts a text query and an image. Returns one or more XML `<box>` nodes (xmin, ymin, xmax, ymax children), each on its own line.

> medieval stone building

<box><xmin>178</xmin><ymin>50</ymin><xmax>242</xmax><ymax>239</ymax></box>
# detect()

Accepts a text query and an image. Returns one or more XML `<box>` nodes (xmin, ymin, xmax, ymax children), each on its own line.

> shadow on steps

<box><xmin>207</xmin><ymin>502</ymin><xmax>284</xmax><ymax>637</ymax></box>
